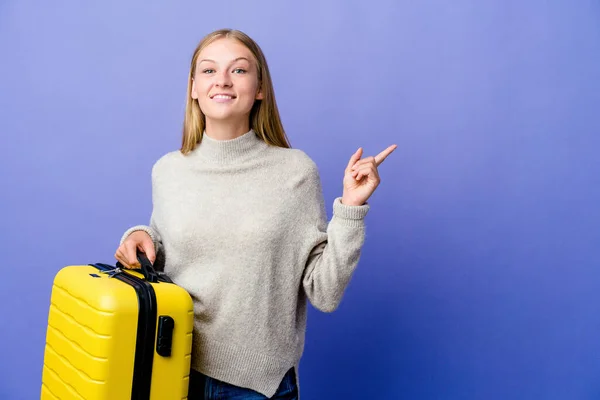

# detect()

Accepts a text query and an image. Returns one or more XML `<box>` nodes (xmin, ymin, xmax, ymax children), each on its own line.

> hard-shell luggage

<box><xmin>40</xmin><ymin>254</ymin><xmax>194</xmax><ymax>399</ymax></box>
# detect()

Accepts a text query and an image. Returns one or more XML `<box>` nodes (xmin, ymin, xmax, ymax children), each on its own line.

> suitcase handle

<box><xmin>115</xmin><ymin>252</ymin><xmax>159</xmax><ymax>283</ymax></box>
<box><xmin>137</xmin><ymin>252</ymin><xmax>159</xmax><ymax>283</ymax></box>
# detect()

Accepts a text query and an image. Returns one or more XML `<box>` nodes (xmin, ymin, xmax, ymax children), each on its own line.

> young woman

<box><xmin>115</xmin><ymin>28</ymin><xmax>396</xmax><ymax>399</ymax></box>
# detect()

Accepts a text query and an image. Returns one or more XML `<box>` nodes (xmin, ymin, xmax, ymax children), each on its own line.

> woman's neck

<box><xmin>205</xmin><ymin>118</ymin><xmax>250</xmax><ymax>141</ymax></box>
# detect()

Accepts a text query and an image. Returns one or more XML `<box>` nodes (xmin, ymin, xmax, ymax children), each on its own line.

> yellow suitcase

<box><xmin>41</xmin><ymin>254</ymin><xmax>194</xmax><ymax>400</ymax></box>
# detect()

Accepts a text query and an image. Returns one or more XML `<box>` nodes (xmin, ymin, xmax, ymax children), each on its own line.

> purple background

<box><xmin>2</xmin><ymin>1</ymin><xmax>600</xmax><ymax>399</ymax></box>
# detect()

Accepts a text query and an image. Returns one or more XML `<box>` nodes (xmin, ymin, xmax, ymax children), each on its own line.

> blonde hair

<box><xmin>181</xmin><ymin>29</ymin><xmax>291</xmax><ymax>154</ymax></box>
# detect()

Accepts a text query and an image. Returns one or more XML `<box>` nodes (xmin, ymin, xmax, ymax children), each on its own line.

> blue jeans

<box><xmin>188</xmin><ymin>367</ymin><xmax>298</xmax><ymax>400</ymax></box>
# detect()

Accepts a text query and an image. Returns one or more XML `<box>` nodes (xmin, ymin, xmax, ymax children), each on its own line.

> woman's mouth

<box><xmin>211</xmin><ymin>94</ymin><xmax>236</xmax><ymax>103</ymax></box>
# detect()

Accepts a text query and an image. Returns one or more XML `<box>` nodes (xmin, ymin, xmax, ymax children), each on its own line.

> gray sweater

<box><xmin>120</xmin><ymin>129</ymin><xmax>369</xmax><ymax>397</ymax></box>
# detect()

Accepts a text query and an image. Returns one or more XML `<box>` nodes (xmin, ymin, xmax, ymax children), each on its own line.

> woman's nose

<box><xmin>215</xmin><ymin>70</ymin><xmax>232</xmax><ymax>87</ymax></box>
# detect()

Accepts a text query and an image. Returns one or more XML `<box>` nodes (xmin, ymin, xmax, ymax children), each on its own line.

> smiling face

<box><xmin>191</xmin><ymin>38</ymin><xmax>263</xmax><ymax>133</ymax></box>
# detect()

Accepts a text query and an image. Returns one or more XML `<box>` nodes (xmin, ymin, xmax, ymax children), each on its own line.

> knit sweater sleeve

<box><xmin>300</xmin><ymin>161</ymin><xmax>370</xmax><ymax>313</ymax></box>
<box><xmin>118</xmin><ymin>163</ymin><xmax>166</xmax><ymax>269</ymax></box>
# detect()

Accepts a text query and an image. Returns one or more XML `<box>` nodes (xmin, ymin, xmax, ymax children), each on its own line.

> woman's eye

<box><xmin>233</xmin><ymin>68</ymin><xmax>246</xmax><ymax>74</ymax></box>
<box><xmin>202</xmin><ymin>69</ymin><xmax>215</xmax><ymax>74</ymax></box>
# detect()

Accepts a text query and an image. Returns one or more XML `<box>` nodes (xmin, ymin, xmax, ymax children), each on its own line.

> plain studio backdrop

<box><xmin>1</xmin><ymin>1</ymin><xmax>599</xmax><ymax>399</ymax></box>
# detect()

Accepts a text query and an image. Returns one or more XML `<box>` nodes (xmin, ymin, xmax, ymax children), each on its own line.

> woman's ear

<box><xmin>191</xmin><ymin>78</ymin><xmax>198</xmax><ymax>100</ymax></box>
<box><xmin>256</xmin><ymin>87</ymin><xmax>264</xmax><ymax>100</ymax></box>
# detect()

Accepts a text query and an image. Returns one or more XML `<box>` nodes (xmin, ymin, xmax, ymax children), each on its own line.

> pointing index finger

<box><xmin>375</xmin><ymin>144</ymin><xmax>398</xmax><ymax>166</ymax></box>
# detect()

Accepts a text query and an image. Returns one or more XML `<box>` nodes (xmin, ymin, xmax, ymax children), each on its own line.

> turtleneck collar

<box><xmin>191</xmin><ymin>129</ymin><xmax>268</xmax><ymax>164</ymax></box>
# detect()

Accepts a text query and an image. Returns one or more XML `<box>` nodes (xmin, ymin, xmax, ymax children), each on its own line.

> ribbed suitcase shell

<box><xmin>41</xmin><ymin>264</ymin><xmax>194</xmax><ymax>399</ymax></box>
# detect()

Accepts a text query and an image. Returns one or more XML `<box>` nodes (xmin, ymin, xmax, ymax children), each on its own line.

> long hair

<box><xmin>181</xmin><ymin>29</ymin><xmax>291</xmax><ymax>154</ymax></box>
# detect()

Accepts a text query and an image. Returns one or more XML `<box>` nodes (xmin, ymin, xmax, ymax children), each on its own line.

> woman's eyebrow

<box><xmin>199</xmin><ymin>57</ymin><xmax>250</xmax><ymax>64</ymax></box>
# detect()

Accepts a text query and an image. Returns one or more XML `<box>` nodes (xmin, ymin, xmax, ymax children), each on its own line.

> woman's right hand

<box><xmin>115</xmin><ymin>231</ymin><xmax>156</xmax><ymax>269</ymax></box>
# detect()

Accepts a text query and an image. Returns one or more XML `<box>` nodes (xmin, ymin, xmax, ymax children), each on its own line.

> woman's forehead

<box><xmin>199</xmin><ymin>38</ymin><xmax>254</xmax><ymax>62</ymax></box>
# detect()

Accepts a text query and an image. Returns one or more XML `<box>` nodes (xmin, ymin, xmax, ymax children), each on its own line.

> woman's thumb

<box><xmin>141</xmin><ymin>239</ymin><xmax>156</xmax><ymax>264</ymax></box>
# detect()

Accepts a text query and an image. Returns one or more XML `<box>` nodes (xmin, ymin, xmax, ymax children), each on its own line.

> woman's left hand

<box><xmin>341</xmin><ymin>145</ymin><xmax>397</xmax><ymax>206</ymax></box>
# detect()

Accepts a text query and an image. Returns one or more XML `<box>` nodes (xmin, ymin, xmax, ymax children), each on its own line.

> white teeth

<box><xmin>213</xmin><ymin>95</ymin><xmax>233</xmax><ymax>99</ymax></box>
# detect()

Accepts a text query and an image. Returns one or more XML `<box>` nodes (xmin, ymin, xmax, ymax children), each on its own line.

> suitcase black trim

<box><xmin>92</xmin><ymin>263</ymin><xmax>158</xmax><ymax>399</ymax></box>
